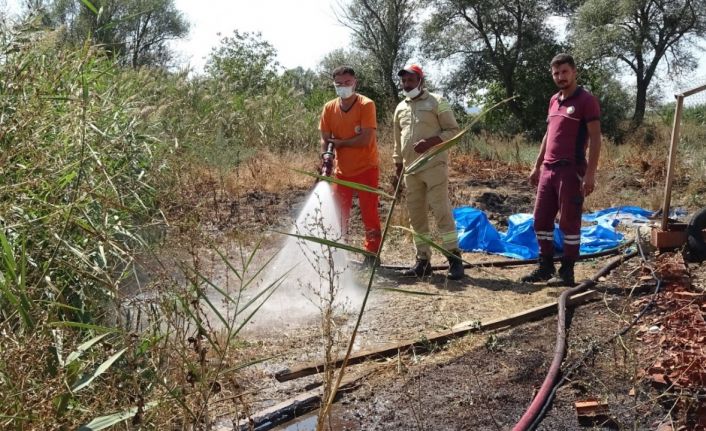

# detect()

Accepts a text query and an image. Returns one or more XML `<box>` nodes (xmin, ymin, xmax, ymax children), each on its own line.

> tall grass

<box><xmin>0</xmin><ymin>32</ymin><xmax>160</xmax><ymax>317</ymax></box>
<box><xmin>454</xmin><ymin>130</ymin><xmax>538</xmax><ymax>165</ymax></box>
<box><xmin>0</xmin><ymin>22</ymin><xmax>175</xmax><ymax>427</ymax></box>
<box><xmin>0</xmin><ymin>19</ymin><xmax>315</xmax><ymax>428</ymax></box>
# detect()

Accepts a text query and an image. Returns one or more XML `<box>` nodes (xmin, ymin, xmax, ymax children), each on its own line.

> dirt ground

<box><xmin>157</xmin><ymin>155</ymin><xmax>705</xmax><ymax>430</ymax></box>
<box><xmin>249</xmin><ymin>254</ymin><xmax>706</xmax><ymax>431</ymax></box>
<box><xmin>331</xmin><ymin>259</ymin><xmax>673</xmax><ymax>431</ymax></box>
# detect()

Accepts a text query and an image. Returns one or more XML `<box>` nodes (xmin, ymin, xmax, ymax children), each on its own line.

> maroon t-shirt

<box><xmin>544</xmin><ymin>86</ymin><xmax>600</xmax><ymax>165</ymax></box>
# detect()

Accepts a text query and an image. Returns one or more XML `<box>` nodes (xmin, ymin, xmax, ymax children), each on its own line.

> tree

<box><xmin>336</xmin><ymin>0</ymin><xmax>420</xmax><ymax>110</ymax></box>
<box><xmin>572</xmin><ymin>0</ymin><xmax>706</xmax><ymax>127</ymax></box>
<box><xmin>36</xmin><ymin>0</ymin><xmax>188</xmax><ymax>68</ymax></box>
<box><xmin>578</xmin><ymin>60</ymin><xmax>633</xmax><ymax>140</ymax></box>
<box><xmin>423</xmin><ymin>0</ymin><xmax>562</xmax><ymax>136</ymax></box>
<box><xmin>281</xmin><ymin>66</ymin><xmax>332</xmax><ymax>112</ymax></box>
<box><xmin>205</xmin><ymin>30</ymin><xmax>280</xmax><ymax>96</ymax></box>
<box><xmin>121</xmin><ymin>0</ymin><xmax>189</xmax><ymax>68</ymax></box>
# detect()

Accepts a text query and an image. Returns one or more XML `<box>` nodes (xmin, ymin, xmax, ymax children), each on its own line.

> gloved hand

<box><xmin>413</xmin><ymin>136</ymin><xmax>443</xmax><ymax>154</ymax></box>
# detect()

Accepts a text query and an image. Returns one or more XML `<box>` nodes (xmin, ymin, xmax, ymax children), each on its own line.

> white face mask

<box><xmin>335</xmin><ymin>85</ymin><xmax>354</xmax><ymax>99</ymax></box>
<box><xmin>402</xmin><ymin>85</ymin><xmax>421</xmax><ymax>99</ymax></box>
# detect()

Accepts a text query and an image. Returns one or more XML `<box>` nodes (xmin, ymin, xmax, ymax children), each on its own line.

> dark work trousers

<box><xmin>533</xmin><ymin>161</ymin><xmax>586</xmax><ymax>260</ymax></box>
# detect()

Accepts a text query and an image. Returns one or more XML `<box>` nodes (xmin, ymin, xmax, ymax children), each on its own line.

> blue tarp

<box><xmin>454</xmin><ymin>208</ymin><xmax>505</xmax><ymax>254</ymax></box>
<box><xmin>454</xmin><ymin>205</ymin><xmax>651</xmax><ymax>259</ymax></box>
<box><xmin>582</xmin><ymin>205</ymin><xmax>653</xmax><ymax>227</ymax></box>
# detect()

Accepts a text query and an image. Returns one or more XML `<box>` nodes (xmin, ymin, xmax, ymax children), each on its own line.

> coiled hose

<box><xmin>514</xmin><ymin>228</ymin><xmax>661</xmax><ymax>430</ymax></box>
<box><xmin>512</xmin><ymin>247</ymin><xmax>639</xmax><ymax>430</ymax></box>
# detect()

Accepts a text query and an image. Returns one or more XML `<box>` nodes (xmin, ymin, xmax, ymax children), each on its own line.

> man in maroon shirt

<box><xmin>521</xmin><ymin>53</ymin><xmax>602</xmax><ymax>286</ymax></box>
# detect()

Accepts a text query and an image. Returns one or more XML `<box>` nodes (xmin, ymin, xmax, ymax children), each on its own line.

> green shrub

<box><xmin>0</xmin><ymin>25</ymin><xmax>176</xmax><ymax>428</ymax></box>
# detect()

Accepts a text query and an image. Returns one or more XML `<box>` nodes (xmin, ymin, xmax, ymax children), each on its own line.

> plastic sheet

<box><xmin>454</xmin><ymin>205</ymin><xmax>645</xmax><ymax>259</ymax></box>
<box><xmin>454</xmin><ymin>207</ymin><xmax>505</xmax><ymax>254</ymax></box>
<box><xmin>582</xmin><ymin>205</ymin><xmax>653</xmax><ymax>227</ymax></box>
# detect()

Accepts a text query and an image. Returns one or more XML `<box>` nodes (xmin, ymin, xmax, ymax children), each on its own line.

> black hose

<box><xmin>372</xmin><ymin>240</ymin><xmax>634</xmax><ymax>271</ymax></box>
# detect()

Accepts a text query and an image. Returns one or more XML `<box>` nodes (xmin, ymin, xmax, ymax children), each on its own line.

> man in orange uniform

<box><xmin>319</xmin><ymin>66</ymin><xmax>382</xmax><ymax>266</ymax></box>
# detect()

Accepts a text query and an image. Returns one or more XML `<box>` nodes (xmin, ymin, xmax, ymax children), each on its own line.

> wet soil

<box><xmin>334</xmin><ymin>294</ymin><xmax>663</xmax><ymax>430</ymax></box>
<box><xmin>163</xmin><ymin>156</ymin><xmax>705</xmax><ymax>430</ymax></box>
<box><xmin>259</xmin><ymin>257</ymin><xmax>705</xmax><ymax>431</ymax></box>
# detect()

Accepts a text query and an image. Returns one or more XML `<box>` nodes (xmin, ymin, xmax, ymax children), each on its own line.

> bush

<box><xmin>0</xmin><ymin>32</ymin><xmax>164</xmax><ymax>322</ymax></box>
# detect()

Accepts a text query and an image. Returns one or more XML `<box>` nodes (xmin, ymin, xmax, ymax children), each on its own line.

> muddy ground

<box><xmin>230</xmin><ymin>255</ymin><xmax>705</xmax><ymax>431</ymax></box>
<box><xmin>332</xmin><ymin>260</ymin><xmax>670</xmax><ymax>431</ymax></box>
<box><xmin>156</xmin><ymin>156</ymin><xmax>705</xmax><ymax>430</ymax></box>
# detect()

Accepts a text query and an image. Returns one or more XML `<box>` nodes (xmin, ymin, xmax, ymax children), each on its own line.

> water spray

<box><xmin>239</xmin><ymin>139</ymin><xmax>365</xmax><ymax>331</ymax></box>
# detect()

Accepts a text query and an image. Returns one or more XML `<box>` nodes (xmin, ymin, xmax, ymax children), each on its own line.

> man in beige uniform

<box><xmin>393</xmin><ymin>64</ymin><xmax>464</xmax><ymax>280</ymax></box>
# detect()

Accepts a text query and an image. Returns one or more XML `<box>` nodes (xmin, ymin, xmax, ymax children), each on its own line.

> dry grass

<box><xmin>189</xmin><ymin>117</ymin><xmax>704</xmax><ymax>264</ymax></box>
<box><xmin>222</xmin><ymin>150</ymin><xmax>317</xmax><ymax>193</ymax></box>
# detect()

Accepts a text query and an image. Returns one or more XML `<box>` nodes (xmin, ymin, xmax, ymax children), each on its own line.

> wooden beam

<box><xmin>221</xmin><ymin>371</ymin><xmax>367</xmax><ymax>431</ymax></box>
<box><xmin>680</xmin><ymin>83</ymin><xmax>706</xmax><ymax>97</ymax></box>
<box><xmin>661</xmin><ymin>95</ymin><xmax>684</xmax><ymax>231</ymax></box>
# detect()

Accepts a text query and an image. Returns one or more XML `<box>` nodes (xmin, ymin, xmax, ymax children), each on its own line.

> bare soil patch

<box><xmin>292</xmin><ymin>255</ymin><xmax>706</xmax><ymax>431</ymax></box>
<box><xmin>160</xmin><ymin>153</ymin><xmax>705</xmax><ymax>430</ymax></box>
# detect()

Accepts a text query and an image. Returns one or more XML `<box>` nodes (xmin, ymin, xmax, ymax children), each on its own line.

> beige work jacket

<box><xmin>392</xmin><ymin>90</ymin><xmax>460</xmax><ymax>173</ymax></box>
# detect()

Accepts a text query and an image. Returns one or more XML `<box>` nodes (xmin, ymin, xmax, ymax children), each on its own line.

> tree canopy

<box><xmin>206</xmin><ymin>30</ymin><xmax>280</xmax><ymax>96</ymax></box>
<box><xmin>572</xmin><ymin>0</ymin><xmax>706</xmax><ymax>127</ymax></box>
<box><xmin>423</xmin><ymin>0</ymin><xmax>563</xmax><ymax>137</ymax></box>
<box><xmin>336</xmin><ymin>0</ymin><xmax>420</xmax><ymax>110</ymax></box>
<box><xmin>32</xmin><ymin>0</ymin><xmax>188</xmax><ymax>68</ymax></box>
<box><xmin>14</xmin><ymin>0</ymin><xmax>706</xmax><ymax>137</ymax></box>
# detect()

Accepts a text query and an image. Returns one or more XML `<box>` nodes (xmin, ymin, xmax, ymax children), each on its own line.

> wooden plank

<box><xmin>457</xmin><ymin>290</ymin><xmax>599</xmax><ymax>331</ymax></box>
<box><xmin>661</xmin><ymin>95</ymin><xmax>684</xmax><ymax>231</ymax></box>
<box><xmin>275</xmin><ymin>289</ymin><xmax>600</xmax><ymax>382</ymax></box>
<box><xmin>681</xmin><ymin>83</ymin><xmax>706</xmax><ymax>97</ymax></box>
<box><xmin>226</xmin><ymin>371</ymin><xmax>366</xmax><ymax>431</ymax></box>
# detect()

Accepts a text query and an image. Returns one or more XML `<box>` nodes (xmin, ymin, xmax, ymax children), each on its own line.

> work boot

<box><xmin>447</xmin><ymin>250</ymin><xmax>465</xmax><ymax>280</ymax></box>
<box><xmin>520</xmin><ymin>255</ymin><xmax>555</xmax><ymax>283</ymax></box>
<box><xmin>549</xmin><ymin>259</ymin><xmax>576</xmax><ymax>287</ymax></box>
<box><xmin>401</xmin><ymin>258</ymin><xmax>433</xmax><ymax>278</ymax></box>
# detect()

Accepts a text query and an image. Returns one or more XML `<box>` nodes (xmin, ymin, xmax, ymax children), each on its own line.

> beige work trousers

<box><xmin>404</xmin><ymin>162</ymin><xmax>458</xmax><ymax>259</ymax></box>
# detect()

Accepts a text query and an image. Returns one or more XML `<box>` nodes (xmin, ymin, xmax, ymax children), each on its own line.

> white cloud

<box><xmin>5</xmin><ymin>0</ymin><xmax>351</xmax><ymax>73</ymax></box>
<box><xmin>172</xmin><ymin>0</ymin><xmax>351</xmax><ymax>73</ymax></box>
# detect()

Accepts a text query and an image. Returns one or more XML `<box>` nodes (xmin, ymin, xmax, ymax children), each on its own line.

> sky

<box><xmin>171</xmin><ymin>0</ymin><xmax>351</xmax><ymax>73</ymax></box>
<box><xmin>3</xmin><ymin>0</ymin><xmax>706</xmax><ymax>99</ymax></box>
<box><xmin>3</xmin><ymin>0</ymin><xmax>352</xmax><ymax>72</ymax></box>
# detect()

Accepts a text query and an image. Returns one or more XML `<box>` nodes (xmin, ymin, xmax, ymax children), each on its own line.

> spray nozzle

<box><xmin>321</xmin><ymin>141</ymin><xmax>335</xmax><ymax>177</ymax></box>
<box><xmin>322</xmin><ymin>141</ymin><xmax>335</xmax><ymax>160</ymax></box>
